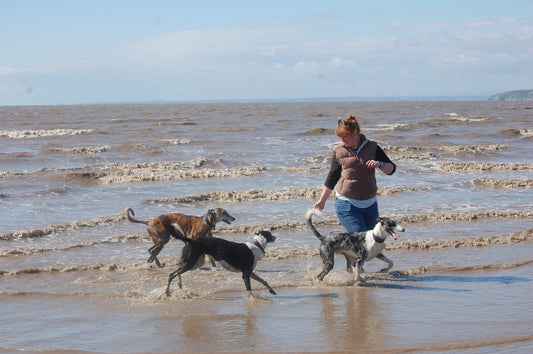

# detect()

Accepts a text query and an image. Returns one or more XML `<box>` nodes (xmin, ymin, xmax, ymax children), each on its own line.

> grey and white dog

<box><xmin>305</xmin><ymin>208</ymin><xmax>405</xmax><ymax>282</ymax></box>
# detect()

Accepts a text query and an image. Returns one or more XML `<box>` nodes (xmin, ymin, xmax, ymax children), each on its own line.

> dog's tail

<box><xmin>305</xmin><ymin>208</ymin><xmax>326</xmax><ymax>242</ymax></box>
<box><xmin>124</xmin><ymin>207</ymin><xmax>149</xmax><ymax>225</ymax></box>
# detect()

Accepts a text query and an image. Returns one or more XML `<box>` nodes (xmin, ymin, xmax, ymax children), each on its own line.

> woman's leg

<box><xmin>362</xmin><ymin>201</ymin><xmax>379</xmax><ymax>229</ymax></box>
<box><xmin>335</xmin><ymin>198</ymin><xmax>366</xmax><ymax>232</ymax></box>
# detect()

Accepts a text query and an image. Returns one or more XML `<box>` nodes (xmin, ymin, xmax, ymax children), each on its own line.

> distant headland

<box><xmin>488</xmin><ymin>89</ymin><xmax>533</xmax><ymax>101</ymax></box>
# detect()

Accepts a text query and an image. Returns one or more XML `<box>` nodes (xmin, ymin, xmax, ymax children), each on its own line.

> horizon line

<box><xmin>2</xmin><ymin>94</ymin><xmax>494</xmax><ymax>107</ymax></box>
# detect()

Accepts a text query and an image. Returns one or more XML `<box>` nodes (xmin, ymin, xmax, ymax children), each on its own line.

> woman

<box><xmin>314</xmin><ymin>113</ymin><xmax>396</xmax><ymax>232</ymax></box>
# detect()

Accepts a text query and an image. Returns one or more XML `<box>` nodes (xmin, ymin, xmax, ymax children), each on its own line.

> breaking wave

<box><xmin>0</xmin><ymin>128</ymin><xmax>95</xmax><ymax>139</ymax></box>
<box><xmin>367</xmin><ymin>123</ymin><xmax>412</xmax><ymax>131</ymax></box>
<box><xmin>148</xmin><ymin>186</ymin><xmax>434</xmax><ymax>204</ymax></box>
<box><xmin>383</xmin><ymin>144</ymin><xmax>508</xmax><ymax>154</ymax></box>
<box><xmin>386</xmin><ymin>229</ymin><xmax>533</xmax><ymax>251</ymax></box>
<box><xmin>0</xmin><ymin>262</ymin><xmax>131</xmax><ymax>276</ymax></box>
<box><xmin>160</xmin><ymin>138</ymin><xmax>191</xmax><ymax>145</ymax></box>
<box><xmin>0</xmin><ymin>213</ymin><xmax>124</xmax><ymax>240</ymax></box>
<box><xmin>89</xmin><ymin>163</ymin><xmax>265</xmax><ymax>184</ymax></box>
<box><xmin>437</xmin><ymin>162</ymin><xmax>532</xmax><ymax>173</ymax></box>
<box><xmin>471</xmin><ymin>178</ymin><xmax>533</xmax><ymax>189</ymax></box>
<box><xmin>359</xmin><ymin>115</ymin><xmax>501</xmax><ymax>133</ymax></box>
<box><xmin>0</xmin><ymin>158</ymin><xmax>266</xmax><ymax>184</ymax></box>
<box><xmin>45</xmin><ymin>145</ymin><xmax>111</xmax><ymax>154</ymax></box>
<box><xmin>502</xmin><ymin>128</ymin><xmax>533</xmax><ymax>138</ymax></box>
<box><xmin>302</xmin><ymin>127</ymin><xmax>333</xmax><ymax>136</ymax></box>
<box><xmin>394</xmin><ymin>259</ymin><xmax>533</xmax><ymax>277</ymax></box>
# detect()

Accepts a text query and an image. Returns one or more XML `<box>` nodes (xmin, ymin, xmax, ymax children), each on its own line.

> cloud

<box><xmin>0</xmin><ymin>65</ymin><xmax>42</xmax><ymax>75</ymax></box>
<box><xmin>2</xmin><ymin>13</ymin><xmax>532</xmax><ymax>104</ymax></box>
<box><xmin>329</xmin><ymin>57</ymin><xmax>357</xmax><ymax>68</ymax></box>
<box><xmin>6</xmin><ymin>16</ymin><xmax>531</xmax><ymax>78</ymax></box>
<box><xmin>126</xmin><ymin>26</ymin><xmax>300</xmax><ymax>63</ymax></box>
<box><xmin>293</xmin><ymin>60</ymin><xmax>319</xmax><ymax>72</ymax></box>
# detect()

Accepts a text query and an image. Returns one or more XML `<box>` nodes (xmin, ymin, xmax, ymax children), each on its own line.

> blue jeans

<box><xmin>335</xmin><ymin>197</ymin><xmax>379</xmax><ymax>232</ymax></box>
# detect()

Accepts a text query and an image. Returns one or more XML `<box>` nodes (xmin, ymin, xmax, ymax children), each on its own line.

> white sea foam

<box><xmin>0</xmin><ymin>128</ymin><xmax>95</xmax><ymax>138</ymax></box>
<box><xmin>161</xmin><ymin>138</ymin><xmax>191</xmax><ymax>145</ymax></box>
<box><xmin>520</xmin><ymin>129</ymin><xmax>533</xmax><ymax>137</ymax></box>
<box><xmin>47</xmin><ymin>145</ymin><xmax>111</xmax><ymax>154</ymax></box>
<box><xmin>448</xmin><ymin>116</ymin><xmax>488</xmax><ymax>122</ymax></box>
<box><xmin>367</xmin><ymin>123</ymin><xmax>411</xmax><ymax>131</ymax></box>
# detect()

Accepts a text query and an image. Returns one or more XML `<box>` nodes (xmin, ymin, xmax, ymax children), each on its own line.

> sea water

<box><xmin>0</xmin><ymin>101</ymin><xmax>532</xmax><ymax>352</ymax></box>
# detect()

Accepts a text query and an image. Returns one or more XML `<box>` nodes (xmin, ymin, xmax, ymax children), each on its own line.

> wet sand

<box><xmin>1</xmin><ymin>240</ymin><xmax>531</xmax><ymax>353</ymax></box>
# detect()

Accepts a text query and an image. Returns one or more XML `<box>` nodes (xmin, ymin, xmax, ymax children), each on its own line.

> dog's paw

<box><xmin>388</xmin><ymin>271</ymin><xmax>402</xmax><ymax>278</ymax></box>
<box><xmin>247</xmin><ymin>291</ymin><xmax>274</xmax><ymax>301</ymax></box>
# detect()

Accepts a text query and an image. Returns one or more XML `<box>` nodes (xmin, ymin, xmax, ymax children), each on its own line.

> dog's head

<box><xmin>206</xmin><ymin>208</ymin><xmax>235</xmax><ymax>225</ymax></box>
<box><xmin>255</xmin><ymin>230</ymin><xmax>276</xmax><ymax>243</ymax></box>
<box><xmin>377</xmin><ymin>217</ymin><xmax>405</xmax><ymax>240</ymax></box>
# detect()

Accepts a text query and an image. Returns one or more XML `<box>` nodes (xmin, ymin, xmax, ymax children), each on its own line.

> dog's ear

<box><xmin>255</xmin><ymin>230</ymin><xmax>275</xmax><ymax>241</ymax></box>
<box><xmin>377</xmin><ymin>217</ymin><xmax>385</xmax><ymax>224</ymax></box>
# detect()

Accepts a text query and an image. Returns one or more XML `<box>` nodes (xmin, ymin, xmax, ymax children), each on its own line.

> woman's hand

<box><xmin>314</xmin><ymin>200</ymin><xmax>326</xmax><ymax>211</ymax></box>
<box><xmin>314</xmin><ymin>186</ymin><xmax>333</xmax><ymax>211</ymax></box>
<box><xmin>366</xmin><ymin>160</ymin><xmax>380</xmax><ymax>169</ymax></box>
<box><xmin>368</xmin><ymin>160</ymin><xmax>394</xmax><ymax>174</ymax></box>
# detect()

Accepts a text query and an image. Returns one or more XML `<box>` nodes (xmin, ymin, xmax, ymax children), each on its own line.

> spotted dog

<box><xmin>305</xmin><ymin>208</ymin><xmax>405</xmax><ymax>282</ymax></box>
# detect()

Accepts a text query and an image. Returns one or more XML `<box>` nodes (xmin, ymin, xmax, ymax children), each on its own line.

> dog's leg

<box><xmin>147</xmin><ymin>243</ymin><xmax>165</xmax><ymax>268</ymax></box>
<box><xmin>166</xmin><ymin>261</ymin><xmax>195</xmax><ymax>296</ymax></box>
<box><xmin>165</xmin><ymin>245</ymin><xmax>199</xmax><ymax>296</ymax></box>
<box><xmin>203</xmin><ymin>231</ymin><xmax>217</xmax><ymax>268</ymax></box>
<box><xmin>194</xmin><ymin>254</ymin><xmax>207</xmax><ymax>269</ymax></box>
<box><xmin>147</xmin><ymin>244</ymin><xmax>158</xmax><ymax>262</ymax></box>
<box><xmin>354</xmin><ymin>259</ymin><xmax>365</xmax><ymax>282</ymax></box>
<box><xmin>377</xmin><ymin>253</ymin><xmax>394</xmax><ymax>273</ymax></box>
<box><xmin>250</xmin><ymin>272</ymin><xmax>276</xmax><ymax>295</ymax></box>
<box><xmin>344</xmin><ymin>255</ymin><xmax>354</xmax><ymax>273</ymax></box>
<box><xmin>147</xmin><ymin>227</ymin><xmax>170</xmax><ymax>268</ymax></box>
<box><xmin>318</xmin><ymin>246</ymin><xmax>334</xmax><ymax>281</ymax></box>
<box><xmin>242</xmin><ymin>272</ymin><xmax>253</xmax><ymax>293</ymax></box>
<box><xmin>166</xmin><ymin>267</ymin><xmax>184</xmax><ymax>296</ymax></box>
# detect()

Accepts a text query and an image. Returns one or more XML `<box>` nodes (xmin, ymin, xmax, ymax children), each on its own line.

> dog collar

<box><xmin>203</xmin><ymin>213</ymin><xmax>214</xmax><ymax>228</ymax></box>
<box><xmin>372</xmin><ymin>233</ymin><xmax>385</xmax><ymax>243</ymax></box>
<box><xmin>253</xmin><ymin>240</ymin><xmax>265</xmax><ymax>253</ymax></box>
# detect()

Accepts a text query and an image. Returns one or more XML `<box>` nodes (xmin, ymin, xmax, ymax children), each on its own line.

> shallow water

<box><xmin>0</xmin><ymin>101</ymin><xmax>532</xmax><ymax>352</ymax></box>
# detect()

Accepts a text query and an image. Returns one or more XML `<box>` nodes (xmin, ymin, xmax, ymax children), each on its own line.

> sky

<box><xmin>1</xmin><ymin>0</ymin><xmax>532</xmax><ymax>106</ymax></box>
